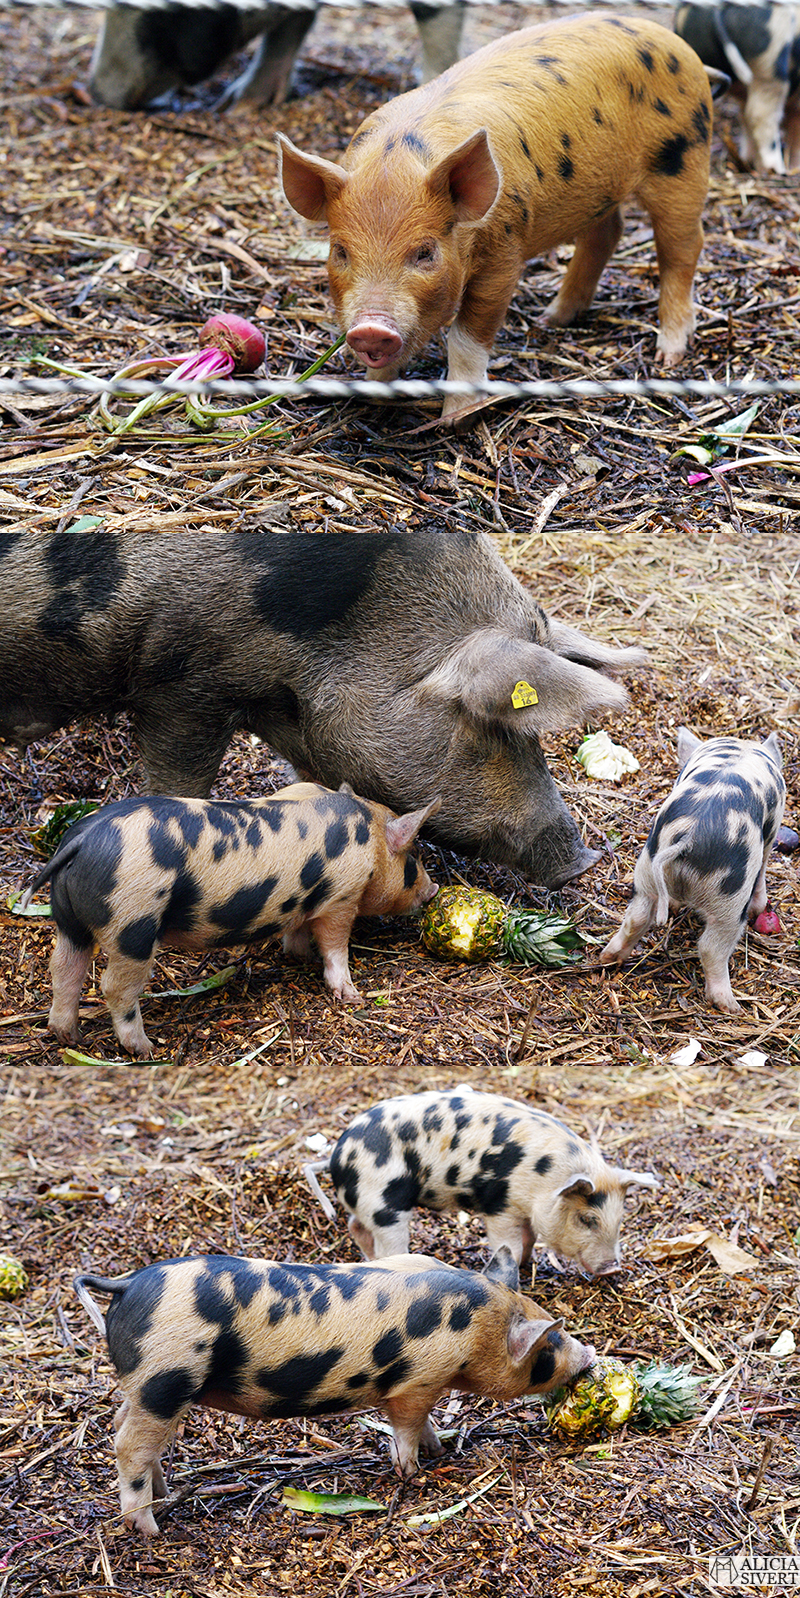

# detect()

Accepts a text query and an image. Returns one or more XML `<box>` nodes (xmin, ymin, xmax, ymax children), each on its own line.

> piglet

<box><xmin>74</xmin><ymin>1249</ymin><xmax>595</xmax><ymax>1536</ymax></box>
<box><xmin>309</xmin><ymin>1087</ymin><xmax>657</xmax><ymax>1271</ymax></box>
<box><xmin>22</xmin><ymin>782</ymin><xmax>439</xmax><ymax>1055</ymax></box>
<box><xmin>600</xmin><ymin>729</ymin><xmax>785</xmax><ymax>1011</ymax></box>
<box><xmin>278</xmin><ymin>12</ymin><xmax>712</xmax><ymax>422</ymax></box>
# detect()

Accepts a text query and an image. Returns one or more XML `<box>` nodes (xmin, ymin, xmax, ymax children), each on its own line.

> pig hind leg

<box><xmin>114</xmin><ymin>1396</ymin><xmax>176</xmax><ymax>1538</ymax></box>
<box><xmin>545</xmin><ymin>208</ymin><xmax>625</xmax><ymax>327</ymax></box>
<box><xmin>599</xmin><ymin>889</ymin><xmax>659</xmax><ymax>966</ymax></box>
<box><xmin>638</xmin><ymin>172</ymin><xmax>706</xmax><ymax>366</ymax></box>
<box><xmin>48</xmin><ymin>934</ymin><xmax>93</xmax><ymax>1044</ymax></box>
<box><xmin>101</xmin><ymin>953</ymin><xmax>157</xmax><ymax>1057</ymax></box>
<box><xmin>696</xmin><ymin>906</ymin><xmax>747</xmax><ymax>1013</ymax></box>
<box><xmin>412</xmin><ymin>0</ymin><xmax>465</xmax><ymax>82</ymax></box>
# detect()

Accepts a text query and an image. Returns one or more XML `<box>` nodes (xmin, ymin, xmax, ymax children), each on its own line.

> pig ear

<box><xmin>416</xmin><ymin>628</ymin><xmax>632</xmax><ymax>731</ymax></box>
<box><xmin>676</xmin><ymin>726</ymin><xmax>701</xmax><ymax>767</ymax></box>
<box><xmin>482</xmin><ymin>1245</ymin><xmax>520</xmax><ymax>1293</ymax></box>
<box><xmin>507</xmin><ymin>1315</ymin><xmax>563</xmax><ymax>1365</ymax></box>
<box><xmin>338</xmin><ymin>781</ymin><xmax>356</xmax><ymax>797</ymax></box>
<box><xmin>426</xmin><ymin>129</ymin><xmax>501</xmax><ymax>224</ymax></box>
<box><xmin>277</xmin><ymin>133</ymin><xmax>349</xmax><ymax>223</ymax></box>
<box><xmin>763</xmin><ymin>732</ymin><xmax>782</xmax><ymax>764</ymax></box>
<box><xmin>556</xmin><ymin>1172</ymin><xmax>596</xmax><ymax>1200</ymax></box>
<box><xmin>385</xmin><ymin>796</ymin><xmax>442</xmax><ymax>855</ymax></box>
<box><xmin>612</xmin><ymin>1168</ymin><xmax>659</xmax><ymax>1192</ymax></box>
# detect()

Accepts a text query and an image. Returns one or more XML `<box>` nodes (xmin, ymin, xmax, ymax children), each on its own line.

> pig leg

<box><xmin>48</xmin><ymin>934</ymin><xmax>93</xmax><ymax>1044</ymax></box>
<box><xmin>132</xmin><ymin>703</ymin><xmax>232</xmax><ymax>797</ymax></box>
<box><xmin>641</xmin><ymin>188</ymin><xmax>705</xmax><ymax>367</ymax></box>
<box><xmin>696</xmin><ymin>912</ymin><xmax>744</xmax><ymax>1013</ymax></box>
<box><xmin>412</xmin><ymin>0</ymin><xmax>465</xmax><ymax>82</ymax></box>
<box><xmin>101</xmin><ymin>955</ymin><xmax>156</xmax><ymax>1057</ymax></box>
<box><xmin>308</xmin><ymin>905</ymin><xmax>361</xmax><ymax>1002</ymax></box>
<box><xmin>545</xmin><ymin>208</ymin><xmax>625</xmax><ymax>327</ymax></box>
<box><xmin>599</xmin><ymin>893</ymin><xmax>658</xmax><ymax>966</ymax></box>
<box><xmin>741</xmin><ymin>79</ymin><xmax>789</xmax><ymax>173</ymax></box>
<box><xmin>482</xmin><ymin>1216</ymin><xmax>526</xmax><ymax>1267</ymax></box>
<box><xmin>218</xmin><ymin>8</ymin><xmax>318</xmax><ymax>108</ymax></box>
<box><xmin>384</xmin><ymin>1393</ymin><xmax>445</xmax><ymax>1476</ymax></box>
<box><xmin>442</xmin><ymin>267</ymin><xmax>519</xmax><ymax>423</ymax></box>
<box><xmin>364</xmin><ymin>1215</ymin><xmax>414</xmax><ymax>1258</ymax></box>
<box><xmin>747</xmin><ymin>858</ymin><xmax>770</xmax><ymax>920</ymax></box>
<box><xmin>114</xmin><ymin>1397</ymin><xmax>176</xmax><ymax>1538</ymax></box>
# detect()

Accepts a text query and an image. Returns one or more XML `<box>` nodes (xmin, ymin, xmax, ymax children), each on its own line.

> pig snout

<box><xmin>346</xmin><ymin>316</ymin><xmax>404</xmax><ymax>370</ymax></box>
<box><xmin>589</xmin><ymin>1259</ymin><xmax>622</xmax><ymax>1279</ymax></box>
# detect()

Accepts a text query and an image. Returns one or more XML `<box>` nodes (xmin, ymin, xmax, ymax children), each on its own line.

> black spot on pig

<box><xmin>117</xmin><ymin>915</ymin><xmax>159</xmax><ymax>963</ymax></box>
<box><xmin>309</xmin><ymin>1285</ymin><xmax>331</xmax><ymax>1316</ymax></box>
<box><xmin>667</xmin><ymin>53</ymin><xmax>681</xmax><ymax>73</ymax></box>
<box><xmin>210</xmin><ymin>878</ymin><xmax>279</xmax><ymax>932</ymax></box>
<box><xmin>267</xmin><ymin>1300</ymin><xmax>287</xmax><ymax>1327</ymax></box>
<box><xmin>373</xmin><ymin>1327</ymin><xmax>404</xmax><ymax>1369</ymax></box>
<box><xmin>201</xmin><ymin>1328</ymin><xmax>248</xmax><ymax>1397</ymax></box>
<box><xmin>163</xmin><ymin>869</ymin><xmax>202</xmax><ymax>934</ymax></box>
<box><xmin>466</xmin><ymin>1142</ymin><xmax>526</xmax><ymax>1215</ymax></box>
<box><xmin>446</xmin><ymin>1163</ymin><xmax>459</xmax><ymax>1185</ymax></box>
<box><xmin>246</xmin><ymin>819</ymin><xmax>262</xmax><ymax>849</ymax></box>
<box><xmin>397</xmin><ymin>1119</ymin><xmax>418</xmax><ymax>1143</ymax></box>
<box><xmin>257</xmin><ymin>1348</ymin><xmax>346</xmax><ymax>1415</ymax></box>
<box><xmin>592</xmin><ymin>107</ymin><xmax>603</xmax><ymax>124</ymax></box>
<box><xmin>202</xmin><ymin>1257</ymin><xmax>264</xmax><ymax>1312</ymax></box>
<box><xmin>376</xmin><ymin>1287</ymin><xmax>390</xmax><ymax>1313</ymax></box>
<box><xmin>347</xmin><ymin>1370</ymin><xmax>370</xmax><ymax>1389</ymax></box>
<box><xmin>519</xmin><ymin>133</ymin><xmax>532</xmax><ymax>159</ymax></box>
<box><xmin>406</xmin><ymin>1296</ymin><xmax>442</xmax><ymax>1339</ymax></box>
<box><xmin>265</xmin><ymin>806</ymin><xmax>284</xmax><ymax>834</ymax></box>
<box><xmin>692</xmin><ymin>102</ymin><xmax>710</xmax><ymax>142</ymax></box>
<box><xmin>130</xmin><ymin>1475</ymin><xmax>145</xmax><ymax>1492</ymax></box>
<box><xmin>449</xmin><ymin>1299</ymin><xmax>473</xmax><ymax>1332</ymax></box>
<box><xmin>403</xmin><ymin>855</ymin><xmax>420</xmax><ymax>889</ymax></box>
<box><xmin>248</xmin><ymin>531</ymin><xmax>403</xmax><ymax>639</ymax></box>
<box><xmin>528</xmin><ymin>1345</ymin><xmax>556</xmax><ymax>1385</ymax></box>
<box><xmin>140</xmin><ymin>1366</ymin><xmax>199</xmax><ymax>1419</ymax></box>
<box><xmin>608</xmin><ymin>18</ymin><xmax>638</xmax><ymax>35</ymax></box>
<box><xmin>718</xmin><ymin>828</ymin><xmax>752</xmax><ymax>897</ymax></box>
<box><xmin>402</xmin><ymin>131</ymin><xmax>430</xmax><ymax>160</ymax></box>
<box><xmin>123</xmin><ymin>1008</ymin><xmax>137</xmax><ymax>1023</ymax></box>
<box><xmin>653</xmin><ymin>98</ymin><xmax>672</xmax><ymax>117</ymax></box>
<box><xmin>324</xmin><ymin>818</ymin><xmax>348</xmax><ymax>859</ymax></box>
<box><xmin>106</xmin><ymin>1264</ymin><xmax>168</xmax><ymax>1376</ymax></box>
<box><xmin>376</xmin><ymin>1358</ymin><xmax>412</xmax><ymax>1393</ymax></box>
<box><xmin>637</xmin><ymin>45</ymin><xmax>654</xmax><ymax>72</ymax></box>
<box><xmin>535</xmin><ymin>1155</ymin><xmax>552</xmax><ymax>1175</ymax></box>
<box><xmin>0</xmin><ymin>532</ymin><xmax>22</xmax><ymax>559</ymax></box>
<box><xmin>373</xmin><ymin>1168</ymin><xmax>422</xmax><ymax>1225</ymax></box>
<box><xmin>586</xmin><ymin>1191</ymin><xmax>608</xmax><ymax>1210</ymax></box>
<box><xmin>491</xmin><ymin>1115</ymin><xmax>519</xmax><ymax>1145</ymax></box>
<box><xmin>422</xmin><ymin>1105</ymin><xmax>444</xmax><ymax>1134</ymax></box>
<box><xmin>535</xmin><ymin>164</ymin><xmax>544</xmax><ymax>183</ymax></box>
<box><xmin>334</xmin><ymin>1271</ymin><xmax>363</xmax><ymax>1304</ymax></box>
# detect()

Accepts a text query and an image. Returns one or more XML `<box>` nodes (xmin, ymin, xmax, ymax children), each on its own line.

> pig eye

<box><xmin>330</xmin><ymin>240</ymin><xmax>349</xmax><ymax>268</ymax></box>
<box><xmin>409</xmin><ymin>240</ymin><xmax>439</xmax><ymax>270</ymax></box>
<box><xmin>578</xmin><ymin>1214</ymin><xmax>598</xmax><ymax>1230</ymax></box>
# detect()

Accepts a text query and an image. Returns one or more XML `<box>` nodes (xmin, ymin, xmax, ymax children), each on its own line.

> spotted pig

<box><xmin>0</xmin><ymin>525</ymin><xmax>648</xmax><ymax>890</ymax></box>
<box><xmin>308</xmin><ymin>1088</ymin><xmax>657</xmax><ymax>1271</ymax></box>
<box><xmin>74</xmin><ymin>1249</ymin><xmax>595</xmax><ymax>1536</ymax></box>
<box><xmin>89</xmin><ymin>0</ymin><xmax>465</xmax><ymax>111</ymax></box>
<box><xmin>21</xmin><ymin>782</ymin><xmax>439</xmax><ymax>1056</ymax></box>
<box><xmin>600</xmin><ymin>729</ymin><xmax>785</xmax><ymax>1012</ymax></box>
<box><xmin>278</xmin><ymin>13</ymin><xmax>712</xmax><ymax>424</ymax></box>
<box><xmin>675</xmin><ymin>4</ymin><xmax>800</xmax><ymax>172</ymax></box>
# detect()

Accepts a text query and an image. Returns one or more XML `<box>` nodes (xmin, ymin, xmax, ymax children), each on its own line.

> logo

<box><xmin>709</xmin><ymin>1553</ymin><xmax>800</xmax><ymax>1589</ymax></box>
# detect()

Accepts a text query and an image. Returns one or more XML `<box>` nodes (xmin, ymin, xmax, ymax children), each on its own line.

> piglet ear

<box><xmin>427</xmin><ymin>129</ymin><xmax>501</xmax><ymax>224</ymax></box>
<box><xmin>338</xmin><ymin>781</ymin><xmax>356</xmax><ymax>797</ymax></box>
<box><xmin>613</xmin><ymin>1168</ymin><xmax>659</xmax><ymax>1191</ymax></box>
<box><xmin>277</xmin><ymin>133</ymin><xmax>349</xmax><ymax>222</ymax></box>
<box><xmin>483</xmin><ymin>1245</ymin><xmax>520</xmax><ymax>1293</ymax></box>
<box><xmin>508</xmin><ymin>1315</ymin><xmax>563</xmax><ymax>1364</ymax></box>
<box><xmin>555</xmin><ymin>1172</ymin><xmax>595</xmax><ymax>1200</ymax></box>
<box><xmin>676</xmin><ymin>726</ymin><xmax>701</xmax><ymax>767</ymax></box>
<box><xmin>763</xmin><ymin>732</ymin><xmax>783</xmax><ymax>764</ymax></box>
<box><xmin>385</xmin><ymin>796</ymin><xmax>441</xmax><ymax>855</ymax></box>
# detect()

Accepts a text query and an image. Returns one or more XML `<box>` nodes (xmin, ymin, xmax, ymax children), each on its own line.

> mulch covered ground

<box><xmin>0</xmin><ymin>2</ymin><xmax>798</xmax><ymax>1594</ymax></box>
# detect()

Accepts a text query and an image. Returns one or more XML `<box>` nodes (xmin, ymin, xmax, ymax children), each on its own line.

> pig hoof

<box><xmin>332</xmin><ymin>983</ymin><xmax>362</xmax><ymax>1005</ymax></box>
<box><xmin>125</xmin><ymin>1506</ymin><xmax>160</xmax><ymax>1538</ymax></box>
<box><xmin>418</xmin><ymin>1419</ymin><xmax>444</xmax><ymax>1459</ymax></box>
<box><xmin>47</xmin><ymin>1018</ymin><xmax>81</xmax><ymax>1046</ymax></box>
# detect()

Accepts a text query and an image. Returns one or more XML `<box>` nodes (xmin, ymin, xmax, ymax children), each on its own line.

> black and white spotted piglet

<box><xmin>22</xmin><ymin>782</ymin><xmax>439</xmax><ymax>1056</ymax></box>
<box><xmin>309</xmin><ymin>1088</ymin><xmax>657</xmax><ymax>1272</ymax></box>
<box><xmin>74</xmin><ymin>1250</ymin><xmax>594</xmax><ymax>1537</ymax></box>
<box><xmin>600</xmin><ymin>729</ymin><xmax>785</xmax><ymax>1011</ymax></box>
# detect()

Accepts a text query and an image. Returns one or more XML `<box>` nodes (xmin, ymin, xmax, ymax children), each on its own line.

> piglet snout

<box><xmin>347</xmin><ymin>317</ymin><xmax>404</xmax><ymax>367</ymax></box>
<box><xmin>591</xmin><ymin>1259</ymin><xmax>622</xmax><ymax>1278</ymax></box>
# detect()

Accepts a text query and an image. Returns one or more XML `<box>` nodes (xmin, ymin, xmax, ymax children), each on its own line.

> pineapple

<box><xmin>546</xmin><ymin>1356</ymin><xmax>703</xmax><ymax>1439</ymax></box>
<box><xmin>0</xmin><ymin>1253</ymin><xmax>29</xmax><ymax>1301</ymax></box>
<box><xmin>420</xmin><ymin>886</ymin><xmax>586</xmax><ymax>967</ymax></box>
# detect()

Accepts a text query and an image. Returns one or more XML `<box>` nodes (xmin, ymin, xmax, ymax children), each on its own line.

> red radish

<box><xmin>198</xmin><ymin>313</ymin><xmax>266</xmax><ymax>373</ymax></box>
<box><xmin>754</xmin><ymin>905</ymin><xmax>782</xmax><ymax>935</ymax></box>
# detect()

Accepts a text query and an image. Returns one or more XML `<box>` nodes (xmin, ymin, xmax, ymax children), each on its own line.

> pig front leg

<box><xmin>741</xmin><ymin>78</ymin><xmax>789</xmax><ymax>174</ymax></box>
<box><xmin>384</xmin><ymin>1393</ymin><xmax>445</xmax><ymax>1477</ymax></box>
<box><xmin>309</xmin><ymin>904</ymin><xmax>362</xmax><ymax>1003</ymax></box>
<box><xmin>483</xmin><ymin>1215</ymin><xmax>532</xmax><ymax>1268</ymax></box>
<box><xmin>101</xmin><ymin>954</ymin><xmax>157</xmax><ymax>1057</ymax></box>
<box><xmin>412</xmin><ymin>0</ymin><xmax>465</xmax><ymax>82</ymax></box>
<box><xmin>114</xmin><ymin>1397</ymin><xmax>174</xmax><ymax>1538</ymax></box>
<box><xmin>545</xmin><ymin>208</ymin><xmax>624</xmax><ymax>329</ymax></box>
<box><xmin>441</xmin><ymin>268</ymin><xmax>519</xmax><ymax>424</ymax></box>
<box><xmin>48</xmin><ymin>934</ymin><xmax>93</xmax><ymax>1045</ymax></box>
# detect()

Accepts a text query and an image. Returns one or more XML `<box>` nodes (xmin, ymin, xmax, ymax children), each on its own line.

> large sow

<box><xmin>0</xmin><ymin>525</ymin><xmax>646</xmax><ymax>888</ymax></box>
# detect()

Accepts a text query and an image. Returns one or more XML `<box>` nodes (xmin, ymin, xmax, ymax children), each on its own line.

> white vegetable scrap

<box><xmin>576</xmin><ymin>731</ymin><xmax>640</xmax><ymax>781</ymax></box>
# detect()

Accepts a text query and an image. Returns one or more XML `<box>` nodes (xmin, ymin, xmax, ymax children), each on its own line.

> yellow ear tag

<box><xmin>511</xmin><ymin>680</ymin><xmax>539</xmax><ymax>709</ymax></box>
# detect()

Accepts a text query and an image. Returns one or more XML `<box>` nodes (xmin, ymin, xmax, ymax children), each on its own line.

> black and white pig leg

<box><xmin>114</xmin><ymin>1396</ymin><xmax>175</xmax><ymax>1538</ymax></box>
<box><xmin>101</xmin><ymin>952</ymin><xmax>158</xmax><ymax>1057</ymax></box>
<box><xmin>695</xmin><ymin>904</ymin><xmax>747</xmax><ymax>1012</ymax></box>
<box><xmin>599</xmin><ymin>890</ymin><xmax>659</xmax><ymax>967</ymax></box>
<box><xmin>48</xmin><ymin>933</ymin><xmax>94</xmax><ymax>1044</ymax></box>
<box><xmin>384</xmin><ymin>1390</ymin><xmax>445</xmax><ymax>1477</ymax></box>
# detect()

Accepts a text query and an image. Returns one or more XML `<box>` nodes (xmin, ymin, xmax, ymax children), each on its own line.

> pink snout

<box><xmin>591</xmin><ymin>1259</ymin><xmax>622</xmax><ymax>1278</ymax></box>
<box><xmin>346</xmin><ymin>317</ymin><xmax>404</xmax><ymax>369</ymax></box>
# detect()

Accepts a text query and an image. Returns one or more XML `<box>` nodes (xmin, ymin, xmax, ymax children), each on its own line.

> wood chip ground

<box><xmin>0</xmin><ymin>4</ymin><xmax>798</xmax><ymax>1595</ymax></box>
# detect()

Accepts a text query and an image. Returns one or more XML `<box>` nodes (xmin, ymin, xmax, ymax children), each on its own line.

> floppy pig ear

<box><xmin>277</xmin><ymin>133</ymin><xmax>349</xmax><ymax>222</ymax></box>
<box><xmin>555</xmin><ymin>1172</ymin><xmax>596</xmax><ymax>1200</ymax></box>
<box><xmin>385</xmin><ymin>796</ymin><xmax>441</xmax><ymax>855</ymax></box>
<box><xmin>613</xmin><ymin>1169</ymin><xmax>659</xmax><ymax>1191</ymax></box>
<box><xmin>507</xmin><ymin>1315</ymin><xmax>563</xmax><ymax>1364</ymax></box>
<box><xmin>416</xmin><ymin>629</ymin><xmax>631</xmax><ymax>732</ymax></box>
<box><xmin>482</xmin><ymin>1245</ymin><xmax>520</xmax><ymax>1293</ymax></box>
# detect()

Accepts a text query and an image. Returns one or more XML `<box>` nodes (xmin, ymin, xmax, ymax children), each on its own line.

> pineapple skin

<box><xmin>420</xmin><ymin>886</ymin><xmax>506</xmax><ymax>962</ymax></box>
